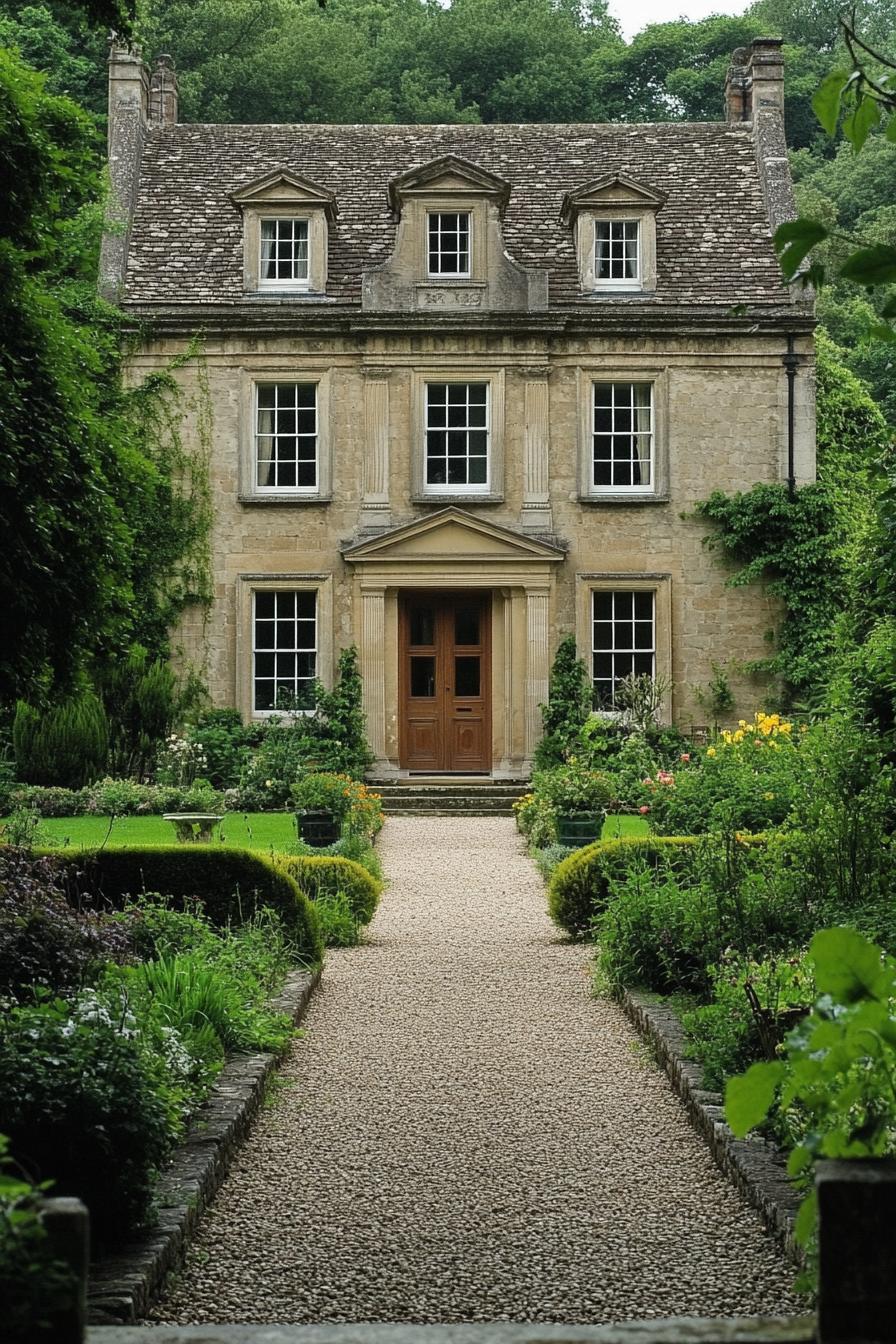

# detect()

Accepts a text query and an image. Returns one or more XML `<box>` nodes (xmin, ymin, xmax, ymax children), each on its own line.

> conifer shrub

<box><xmin>45</xmin><ymin>847</ymin><xmax>323</xmax><ymax>965</ymax></box>
<box><xmin>281</xmin><ymin>854</ymin><xmax>381</xmax><ymax>926</ymax></box>
<box><xmin>533</xmin><ymin>636</ymin><xmax>592</xmax><ymax>770</ymax></box>
<box><xmin>13</xmin><ymin>693</ymin><xmax>109</xmax><ymax>789</ymax></box>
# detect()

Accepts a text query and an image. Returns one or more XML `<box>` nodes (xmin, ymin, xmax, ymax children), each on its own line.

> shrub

<box><xmin>13</xmin><ymin>693</ymin><xmax>109</xmax><ymax>789</ymax></box>
<box><xmin>530</xmin><ymin>844</ymin><xmax>576</xmax><ymax>880</ymax></box>
<box><xmin>595</xmin><ymin>836</ymin><xmax>810</xmax><ymax>997</ymax></box>
<box><xmin>0</xmin><ymin>994</ymin><xmax>174</xmax><ymax>1240</ymax></box>
<box><xmin>129</xmin><ymin>951</ymin><xmax>292</xmax><ymax>1053</ymax></box>
<box><xmin>187</xmin><ymin>709</ymin><xmax>255</xmax><ymax>789</ymax></box>
<box><xmin>101</xmin><ymin>650</ymin><xmax>179</xmax><ymax>779</ymax></box>
<box><xmin>533</xmin><ymin>636</ymin><xmax>592</xmax><ymax>770</ymax></box>
<box><xmin>548</xmin><ymin>835</ymin><xmax>701</xmax><ymax>939</ymax></box>
<box><xmin>682</xmin><ymin>951</ymin><xmax>815</xmax><ymax>1090</ymax></box>
<box><xmin>2</xmin><ymin>785</ymin><xmax>85</xmax><ymax>818</ymax></box>
<box><xmin>0</xmin><ymin>850</ymin><xmax>134</xmax><ymax>1000</ymax></box>
<box><xmin>47</xmin><ymin>847</ymin><xmax>323</xmax><ymax>966</ymax></box>
<box><xmin>281</xmin><ymin>854</ymin><xmax>381</xmax><ymax>926</ymax></box>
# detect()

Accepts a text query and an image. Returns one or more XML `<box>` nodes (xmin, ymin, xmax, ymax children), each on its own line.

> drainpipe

<box><xmin>783</xmin><ymin>333</ymin><xmax>798</xmax><ymax>499</ymax></box>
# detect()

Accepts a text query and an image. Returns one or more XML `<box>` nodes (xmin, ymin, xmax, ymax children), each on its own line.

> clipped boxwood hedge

<box><xmin>44</xmin><ymin>846</ymin><xmax>323</xmax><ymax>965</ymax></box>
<box><xmin>281</xmin><ymin>855</ymin><xmax>382</xmax><ymax>926</ymax></box>
<box><xmin>548</xmin><ymin>836</ymin><xmax>703</xmax><ymax>939</ymax></box>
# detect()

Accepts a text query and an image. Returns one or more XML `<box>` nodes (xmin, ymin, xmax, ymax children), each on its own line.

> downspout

<box><xmin>783</xmin><ymin>333</ymin><xmax>798</xmax><ymax>499</ymax></box>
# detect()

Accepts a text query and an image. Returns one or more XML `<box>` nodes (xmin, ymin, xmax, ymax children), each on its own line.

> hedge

<box><xmin>547</xmin><ymin>836</ymin><xmax>705</xmax><ymax>939</ymax></box>
<box><xmin>43</xmin><ymin>846</ymin><xmax>323</xmax><ymax>965</ymax></box>
<box><xmin>280</xmin><ymin>854</ymin><xmax>382</xmax><ymax>926</ymax></box>
<box><xmin>548</xmin><ymin>834</ymin><xmax>770</xmax><ymax>939</ymax></box>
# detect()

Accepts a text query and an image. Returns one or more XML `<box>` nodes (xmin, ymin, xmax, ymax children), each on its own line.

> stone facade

<box><xmin>107</xmin><ymin>38</ymin><xmax>815</xmax><ymax>777</ymax></box>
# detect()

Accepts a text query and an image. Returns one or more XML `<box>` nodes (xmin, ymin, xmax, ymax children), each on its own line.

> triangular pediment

<box><xmin>560</xmin><ymin>173</ymin><xmax>666</xmax><ymax>224</ymax></box>
<box><xmin>231</xmin><ymin>170</ymin><xmax>338</xmax><ymax>220</ymax></box>
<box><xmin>388</xmin><ymin>156</ymin><xmax>511</xmax><ymax>215</ymax></box>
<box><xmin>343</xmin><ymin>508</ymin><xmax>565</xmax><ymax>563</ymax></box>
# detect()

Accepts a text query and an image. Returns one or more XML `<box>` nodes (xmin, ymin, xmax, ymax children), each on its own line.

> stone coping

<box><xmin>618</xmin><ymin>990</ymin><xmax>801</xmax><ymax>1264</ymax></box>
<box><xmin>89</xmin><ymin>1318</ymin><xmax>815</xmax><ymax>1342</ymax></box>
<box><xmin>88</xmin><ymin>966</ymin><xmax>322</xmax><ymax>1326</ymax></box>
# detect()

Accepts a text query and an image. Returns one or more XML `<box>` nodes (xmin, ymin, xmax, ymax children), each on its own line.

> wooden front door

<box><xmin>399</xmin><ymin>592</ymin><xmax>491</xmax><ymax>772</ymax></box>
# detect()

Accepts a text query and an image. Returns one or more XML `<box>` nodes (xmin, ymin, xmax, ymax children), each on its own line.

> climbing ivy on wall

<box><xmin>696</xmin><ymin>331</ymin><xmax>891</xmax><ymax>709</ymax></box>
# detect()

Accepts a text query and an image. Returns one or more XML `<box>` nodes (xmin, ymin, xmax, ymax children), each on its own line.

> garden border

<box><xmin>618</xmin><ymin>989</ymin><xmax>802</xmax><ymax>1265</ymax></box>
<box><xmin>87</xmin><ymin>966</ymin><xmax>322</xmax><ymax>1325</ymax></box>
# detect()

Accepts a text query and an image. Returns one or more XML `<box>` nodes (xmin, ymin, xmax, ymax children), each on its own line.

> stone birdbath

<box><xmin>162</xmin><ymin>813</ymin><xmax>224</xmax><ymax>843</ymax></box>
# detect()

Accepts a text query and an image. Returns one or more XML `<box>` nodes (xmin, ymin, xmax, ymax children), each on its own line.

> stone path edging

<box><xmin>88</xmin><ymin>966</ymin><xmax>322</xmax><ymax>1326</ymax></box>
<box><xmin>618</xmin><ymin>990</ymin><xmax>801</xmax><ymax>1264</ymax></box>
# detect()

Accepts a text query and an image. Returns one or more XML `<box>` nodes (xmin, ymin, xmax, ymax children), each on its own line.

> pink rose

<box><xmin>639</xmin><ymin>805</ymin><xmax>651</xmax><ymax>815</ymax></box>
<box><xmin>680</xmin><ymin>753</ymin><xmax>691</xmax><ymax>762</ymax></box>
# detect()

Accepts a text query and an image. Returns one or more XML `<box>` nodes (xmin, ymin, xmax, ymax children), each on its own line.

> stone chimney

<box><xmin>746</xmin><ymin>36</ymin><xmax>785</xmax><ymax>115</ymax></box>
<box><xmin>99</xmin><ymin>40</ymin><xmax>150</xmax><ymax>301</ymax></box>
<box><xmin>149</xmin><ymin>54</ymin><xmax>178</xmax><ymax>128</ymax></box>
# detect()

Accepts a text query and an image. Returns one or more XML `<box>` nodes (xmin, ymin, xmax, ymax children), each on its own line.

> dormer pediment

<box><xmin>388</xmin><ymin>156</ymin><xmax>511</xmax><ymax>217</ymax></box>
<box><xmin>231</xmin><ymin>170</ymin><xmax>337</xmax><ymax>222</ymax></box>
<box><xmin>559</xmin><ymin>173</ymin><xmax>666</xmax><ymax>225</ymax></box>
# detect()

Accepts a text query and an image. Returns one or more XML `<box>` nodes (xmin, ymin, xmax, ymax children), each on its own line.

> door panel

<box><xmin>400</xmin><ymin>592</ymin><xmax>491</xmax><ymax>772</ymax></box>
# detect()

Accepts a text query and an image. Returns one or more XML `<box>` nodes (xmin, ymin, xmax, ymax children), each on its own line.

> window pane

<box><xmin>411</xmin><ymin>656</ymin><xmax>436</xmax><ymax>697</ymax></box>
<box><xmin>455</xmin><ymin>656</ymin><xmax>480</xmax><ymax>697</ymax></box>
<box><xmin>424</xmin><ymin>383</ymin><xmax>489</xmax><ymax>490</ymax></box>
<box><xmin>411</xmin><ymin>607</ymin><xmax>435</xmax><ymax>646</ymax></box>
<box><xmin>260</xmin><ymin>218</ymin><xmax>309</xmax><ymax>283</ymax></box>
<box><xmin>255</xmin><ymin>383</ymin><xmax>318</xmax><ymax>490</ymax></box>
<box><xmin>592</xmin><ymin>382</ymin><xmax>653</xmax><ymax>491</ymax></box>
<box><xmin>591</xmin><ymin>590</ymin><xmax>655</xmax><ymax>708</ymax></box>
<box><xmin>595</xmin><ymin>219</ymin><xmax>640</xmax><ymax>282</ymax></box>
<box><xmin>455</xmin><ymin>605</ymin><xmax>479</xmax><ymax>645</ymax></box>
<box><xmin>428</xmin><ymin>212</ymin><xmax>471</xmax><ymax>275</ymax></box>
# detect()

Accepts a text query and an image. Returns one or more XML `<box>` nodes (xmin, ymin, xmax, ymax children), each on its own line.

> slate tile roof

<box><xmin>125</xmin><ymin>120</ymin><xmax>790</xmax><ymax>309</ymax></box>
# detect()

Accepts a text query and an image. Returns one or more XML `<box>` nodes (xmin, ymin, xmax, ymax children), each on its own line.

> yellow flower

<box><xmin>706</xmin><ymin>746</ymin><xmax>717</xmax><ymax>757</ymax></box>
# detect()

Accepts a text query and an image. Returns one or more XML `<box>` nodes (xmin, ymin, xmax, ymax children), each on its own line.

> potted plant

<box><xmin>532</xmin><ymin>761</ymin><xmax>614</xmax><ymax>849</ymax></box>
<box><xmin>291</xmin><ymin>771</ymin><xmax>352</xmax><ymax>847</ymax></box>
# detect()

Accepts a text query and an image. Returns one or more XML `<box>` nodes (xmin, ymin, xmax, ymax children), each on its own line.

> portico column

<box><xmin>360</xmin><ymin>586</ymin><xmax>387</xmax><ymax>762</ymax></box>
<box><xmin>361</xmin><ymin>367</ymin><xmax>391</xmax><ymax>533</ymax></box>
<box><xmin>525</xmin><ymin>587</ymin><xmax>551</xmax><ymax>760</ymax></box>
<box><xmin>521</xmin><ymin>366</ymin><xmax>552</xmax><ymax>534</ymax></box>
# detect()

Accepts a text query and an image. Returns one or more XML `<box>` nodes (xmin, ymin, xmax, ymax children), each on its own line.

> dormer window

<box><xmin>428</xmin><ymin>212</ymin><xmax>471</xmax><ymax>277</ymax></box>
<box><xmin>560</xmin><ymin>173</ymin><xmax>665</xmax><ymax>297</ymax></box>
<box><xmin>231</xmin><ymin>169</ymin><xmax>337</xmax><ymax>297</ymax></box>
<box><xmin>260</xmin><ymin>218</ymin><xmax>309</xmax><ymax>288</ymax></box>
<box><xmin>595</xmin><ymin>219</ymin><xmax>640</xmax><ymax>287</ymax></box>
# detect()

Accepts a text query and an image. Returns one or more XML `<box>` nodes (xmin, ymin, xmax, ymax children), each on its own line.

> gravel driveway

<box><xmin>150</xmin><ymin>816</ymin><xmax>800</xmax><ymax>1326</ymax></box>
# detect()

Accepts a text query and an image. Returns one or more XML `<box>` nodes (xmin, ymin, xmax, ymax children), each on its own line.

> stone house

<box><xmin>101</xmin><ymin>39</ymin><xmax>815</xmax><ymax>778</ymax></box>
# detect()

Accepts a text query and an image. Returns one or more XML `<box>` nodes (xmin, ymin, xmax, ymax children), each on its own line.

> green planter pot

<box><xmin>556</xmin><ymin>812</ymin><xmax>603</xmax><ymax>849</ymax></box>
<box><xmin>295</xmin><ymin>809</ymin><xmax>341</xmax><ymax>848</ymax></box>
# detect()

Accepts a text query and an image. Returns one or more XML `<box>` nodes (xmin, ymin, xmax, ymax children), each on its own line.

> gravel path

<box><xmin>151</xmin><ymin>817</ymin><xmax>800</xmax><ymax>1326</ymax></box>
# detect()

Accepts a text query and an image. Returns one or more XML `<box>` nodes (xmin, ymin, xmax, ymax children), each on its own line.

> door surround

<box><xmin>343</xmin><ymin>508</ymin><xmax>564</xmax><ymax>777</ymax></box>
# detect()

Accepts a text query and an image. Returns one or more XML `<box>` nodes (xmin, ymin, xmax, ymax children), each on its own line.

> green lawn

<box><xmin>11</xmin><ymin>810</ymin><xmax>650</xmax><ymax>851</ymax></box>
<box><xmin>601</xmin><ymin>814</ymin><xmax>650</xmax><ymax>840</ymax></box>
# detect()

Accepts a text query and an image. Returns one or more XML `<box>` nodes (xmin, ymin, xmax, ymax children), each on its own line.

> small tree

<box><xmin>534</xmin><ymin>636</ymin><xmax>592</xmax><ymax>770</ymax></box>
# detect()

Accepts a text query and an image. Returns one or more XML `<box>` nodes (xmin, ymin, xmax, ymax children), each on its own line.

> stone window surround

<box><xmin>576</xmin><ymin>207</ymin><xmax>658</xmax><ymax>295</ymax></box>
<box><xmin>405</xmin><ymin>195</ymin><xmax>488</xmax><ymax>291</ymax></box>
<box><xmin>238</xmin><ymin>367</ymin><xmax>332</xmax><ymax>504</ymax></box>
<box><xmin>576</xmin><ymin>364</ymin><xmax>669</xmax><ymax>503</ymax></box>
<box><xmin>575</xmin><ymin>572</ymin><xmax>672</xmax><ymax>723</ymax></box>
<box><xmin>236</xmin><ymin>573</ymin><xmax>334</xmax><ymax>721</ymax></box>
<box><xmin>241</xmin><ymin>207</ymin><xmax>328</xmax><ymax>296</ymax></box>
<box><xmin>411</xmin><ymin>366</ymin><xmax>505</xmax><ymax>505</ymax></box>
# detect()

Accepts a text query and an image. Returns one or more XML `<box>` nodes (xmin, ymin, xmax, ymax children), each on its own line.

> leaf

<box><xmin>725</xmin><ymin>1060</ymin><xmax>784</xmax><ymax>1137</ymax></box>
<box><xmin>843</xmin><ymin>94</ymin><xmax>881</xmax><ymax>154</ymax></box>
<box><xmin>886</xmin><ymin>115</ymin><xmax>896</xmax><ymax>143</ymax></box>
<box><xmin>794</xmin><ymin>1189</ymin><xmax>818</xmax><ymax>1246</ymax></box>
<box><xmin>812</xmin><ymin>70</ymin><xmax>849</xmax><ymax>135</ymax></box>
<box><xmin>810</xmin><ymin>927</ymin><xmax>887</xmax><ymax>1002</ymax></box>
<box><xmin>787</xmin><ymin>1145</ymin><xmax>813</xmax><ymax>1179</ymax></box>
<box><xmin>774</xmin><ymin>219</ymin><xmax>828</xmax><ymax>281</ymax></box>
<box><xmin>841</xmin><ymin>245</ymin><xmax>896</xmax><ymax>288</ymax></box>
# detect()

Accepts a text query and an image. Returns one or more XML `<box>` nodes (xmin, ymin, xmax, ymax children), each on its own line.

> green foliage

<box><xmin>47</xmin><ymin>845</ymin><xmax>324</xmax><ymax>965</ymax></box>
<box><xmin>309</xmin><ymin>646</ymin><xmax>375</xmax><ymax>777</ymax></box>
<box><xmin>547</xmin><ymin>834</ymin><xmax>702</xmax><ymax>939</ymax></box>
<box><xmin>12</xmin><ymin>691</ymin><xmax>108</xmax><ymax>788</ymax></box>
<box><xmin>187</xmin><ymin>709</ymin><xmax>256</xmax><ymax>790</ymax></box>
<box><xmin>101</xmin><ymin>649</ymin><xmax>179</xmax><ymax>778</ymax></box>
<box><xmin>725</xmin><ymin>927</ymin><xmax>896</xmax><ymax>1267</ymax></box>
<box><xmin>534</xmin><ymin>636</ymin><xmax>592</xmax><ymax>770</ymax></box>
<box><xmin>0</xmin><ymin>991</ymin><xmax>173</xmax><ymax>1240</ymax></box>
<box><xmin>281</xmin><ymin>853</ymin><xmax>382</xmax><ymax>927</ymax></box>
<box><xmin>313</xmin><ymin>889</ymin><xmax>363</xmax><ymax>948</ymax></box>
<box><xmin>0</xmin><ymin>1133</ymin><xmax>77</xmax><ymax>1343</ymax></box>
